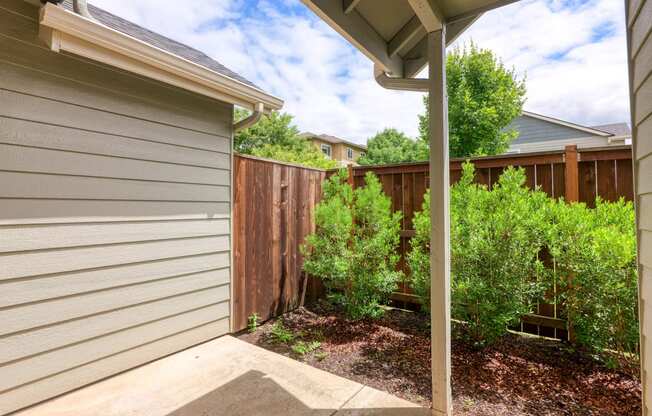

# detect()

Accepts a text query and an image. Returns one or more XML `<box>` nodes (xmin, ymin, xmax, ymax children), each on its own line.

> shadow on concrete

<box><xmin>168</xmin><ymin>370</ymin><xmax>430</xmax><ymax>416</ymax></box>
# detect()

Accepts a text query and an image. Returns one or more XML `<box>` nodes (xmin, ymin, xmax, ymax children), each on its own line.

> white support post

<box><xmin>428</xmin><ymin>28</ymin><xmax>452</xmax><ymax>416</ymax></box>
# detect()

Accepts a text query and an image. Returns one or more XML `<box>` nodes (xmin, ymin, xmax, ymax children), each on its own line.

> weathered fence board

<box><xmin>232</xmin><ymin>155</ymin><xmax>325</xmax><ymax>331</ymax></box>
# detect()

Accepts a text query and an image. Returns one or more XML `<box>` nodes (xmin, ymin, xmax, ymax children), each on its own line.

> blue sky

<box><xmin>89</xmin><ymin>0</ymin><xmax>630</xmax><ymax>145</ymax></box>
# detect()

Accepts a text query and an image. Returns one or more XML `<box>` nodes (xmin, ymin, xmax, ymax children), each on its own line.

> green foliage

<box><xmin>291</xmin><ymin>340</ymin><xmax>322</xmax><ymax>356</ymax></box>
<box><xmin>410</xmin><ymin>164</ymin><xmax>550</xmax><ymax>345</ymax></box>
<box><xmin>302</xmin><ymin>171</ymin><xmax>403</xmax><ymax>319</ymax></box>
<box><xmin>247</xmin><ymin>312</ymin><xmax>260</xmax><ymax>333</ymax></box>
<box><xmin>270</xmin><ymin>321</ymin><xmax>295</xmax><ymax>344</ymax></box>
<box><xmin>358</xmin><ymin>128</ymin><xmax>427</xmax><ymax>165</ymax></box>
<box><xmin>407</xmin><ymin>164</ymin><xmax>639</xmax><ymax>359</ymax></box>
<box><xmin>251</xmin><ymin>142</ymin><xmax>339</xmax><ymax>169</ymax></box>
<box><xmin>418</xmin><ymin>43</ymin><xmax>526</xmax><ymax>157</ymax></box>
<box><xmin>234</xmin><ymin>110</ymin><xmax>299</xmax><ymax>154</ymax></box>
<box><xmin>234</xmin><ymin>109</ymin><xmax>336</xmax><ymax>169</ymax></box>
<box><xmin>547</xmin><ymin>198</ymin><xmax>638</xmax><ymax>361</ymax></box>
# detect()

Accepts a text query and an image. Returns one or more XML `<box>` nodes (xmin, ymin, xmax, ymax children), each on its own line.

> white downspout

<box><xmin>234</xmin><ymin>103</ymin><xmax>264</xmax><ymax>132</ymax></box>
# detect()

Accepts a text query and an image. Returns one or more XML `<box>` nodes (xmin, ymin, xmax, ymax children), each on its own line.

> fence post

<box><xmin>564</xmin><ymin>145</ymin><xmax>579</xmax><ymax>202</ymax></box>
<box><xmin>563</xmin><ymin>145</ymin><xmax>579</xmax><ymax>343</ymax></box>
<box><xmin>347</xmin><ymin>164</ymin><xmax>354</xmax><ymax>188</ymax></box>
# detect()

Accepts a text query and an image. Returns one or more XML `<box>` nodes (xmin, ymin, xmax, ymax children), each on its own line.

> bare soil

<box><xmin>237</xmin><ymin>302</ymin><xmax>641</xmax><ymax>415</ymax></box>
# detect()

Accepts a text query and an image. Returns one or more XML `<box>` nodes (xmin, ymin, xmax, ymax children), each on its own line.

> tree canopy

<box><xmin>234</xmin><ymin>109</ymin><xmax>337</xmax><ymax>169</ymax></box>
<box><xmin>419</xmin><ymin>43</ymin><xmax>526</xmax><ymax>158</ymax></box>
<box><xmin>358</xmin><ymin>128</ymin><xmax>426</xmax><ymax>166</ymax></box>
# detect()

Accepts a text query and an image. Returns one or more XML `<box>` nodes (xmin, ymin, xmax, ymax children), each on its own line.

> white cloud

<box><xmin>88</xmin><ymin>0</ymin><xmax>630</xmax><ymax>144</ymax></box>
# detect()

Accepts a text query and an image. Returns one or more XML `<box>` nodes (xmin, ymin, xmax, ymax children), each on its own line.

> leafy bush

<box><xmin>302</xmin><ymin>170</ymin><xmax>403</xmax><ymax>319</ymax></box>
<box><xmin>547</xmin><ymin>198</ymin><xmax>638</xmax><ymax>361</ymax></box>
<box><xmin>410</xmin><ymin>163</ymin><xmax>550</xmax><ymax>346</ymax></box>
<box><xmin>407</xmin><ymin>163</ymin><xmax>639</xmax><ymax>358</ymax></box>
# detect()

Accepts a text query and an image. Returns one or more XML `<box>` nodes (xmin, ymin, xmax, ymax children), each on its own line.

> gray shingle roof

<box><xmin>61</xmin><ymin>1</ymin><xmax>259</xmax><ymax>90</ymax></box>
<box><xmin>590</xmin><ymin>123</ymin><xmax>632</xmax><ymax>137</ymax></box>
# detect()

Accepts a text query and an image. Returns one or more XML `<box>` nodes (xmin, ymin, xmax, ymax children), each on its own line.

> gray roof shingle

<box><xmin>61</xmin><ymin>1</ymin><xmax>260</xmax><ymax>90</ymax></box>
<box><xmin>590</xmin><ymin>123</ymin><xmax>632</xmax><ymax>137</ymax></box>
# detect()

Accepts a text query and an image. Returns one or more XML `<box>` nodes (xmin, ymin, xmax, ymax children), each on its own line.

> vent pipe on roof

<box><xmin>373</xmin><ymin>64</ymin><xmax>429</xmax><ymax>92</ymax></box>
<box><xmin>73</xmin><ymin>0</ymin><xmax>94</xmax><ymax>20</ymax></box>
<box><xmin>234</xmin><ymin>103</ymin><xmax>264</xmax><ymax>132</ymax></box>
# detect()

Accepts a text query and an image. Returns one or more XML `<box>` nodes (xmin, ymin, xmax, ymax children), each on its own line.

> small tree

<box><xmin>418</xmin><ymin>43</ymin><xmax>526</xmax><ymax>157</ymax></box>
<box><xmin>302</xmin><ymin>171</ymin><xmax>403</xmax><ymax>319</ymax></box>
<box><xmin>409</xmin><ymin>164</ymin><xmax>549</xmax><ymax>346</ymax></box>
<box><xmin>234</xmin><ymin>109</ymin><xmax>336</xmax><ymax>169</ymax></box>
<box><xmin>234</xmin><ymin>110</ymin><xmax>300</xmax><ymax>154</ymax></box>
<box><xmin>358</xmin><ymin>128</ymin><xmax>427</xmax><ymax>165</ymax></box>
<box><xmin>252</xmin><ymin>142</ymin><xmax>338</xmax><ymax>169</ymax></box>
<box><xmin>548</xmin><ymin>198</ymin><xmax>638</xmax><ymax>364</ymax></box>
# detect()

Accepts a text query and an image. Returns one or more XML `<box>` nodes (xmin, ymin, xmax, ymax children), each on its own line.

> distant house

<box><xmin>506</xmin><ymin>111</ymin><xmax>631</xmax><ymax>153</ymax></box>
<box><xmin>299</xmin><ymin>132</ymin><xmax>367</xmax><ymax>166</ymax></box>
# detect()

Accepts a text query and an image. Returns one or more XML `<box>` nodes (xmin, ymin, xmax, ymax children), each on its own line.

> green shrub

<box><xmin>547</xmin><ymin>198</ymin><xmax>638</xmax><ymax>361</ymax></box>
<box><xmin>407</xmin><ymin>163</ymin><xmax>639</xmax><ymax>359</ymax></box>
<box><xmin>409</xmin><ymin>163</ymin><xmax>550</xmax><ymax>346</ymax></box>
<box><xmin>302</xmin><ymin>170</ymin><xmax>403</xmax><ymax>319</ymax></box>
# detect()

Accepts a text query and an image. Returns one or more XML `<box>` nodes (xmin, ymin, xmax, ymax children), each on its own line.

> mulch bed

<box><xmin>237</xmin><ymin>302</ymin><xmax>641</xmax><ymax>415</ymax></box>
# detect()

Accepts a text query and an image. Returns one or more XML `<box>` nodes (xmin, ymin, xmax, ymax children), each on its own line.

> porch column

<box><xmin>428</xmin><ymin>28</ymin><xmax>452</xmax><ymax>416</ymax></box>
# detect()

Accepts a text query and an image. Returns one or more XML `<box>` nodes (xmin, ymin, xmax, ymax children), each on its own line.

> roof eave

<box><xmin>39</xmin><ymin>3</ymin><xmax>283</xmax><ymax>112</ymax></box>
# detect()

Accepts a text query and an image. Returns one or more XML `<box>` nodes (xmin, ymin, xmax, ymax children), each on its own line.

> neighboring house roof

<box><xmin>300</xmin><ymin>132</ymin><xmax>367</xmax><ymax>150</ymax></box>
<box><xmin>590</xmin><ymin>123</ymin><xmax>632</xmax><ymax>137</ymax></box>
<box><xmin>39</xmin><ymin>1</ymin><xmax>283</xmax><ymax>111</ymax></box>
<box><xmin>60</xmin><ymin>1</ymin><xmax>258</xmax><ymax>90</ymax></box>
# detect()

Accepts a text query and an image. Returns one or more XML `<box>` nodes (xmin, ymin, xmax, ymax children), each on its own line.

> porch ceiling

<box><xmin>300</xmin><ymin>0</ymin><xmax>518</xmax><ymax>78</ymax></box>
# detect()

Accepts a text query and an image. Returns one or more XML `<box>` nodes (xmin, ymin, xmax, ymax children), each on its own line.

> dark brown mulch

<box><xmin>237</xmin><ymin>302</ymin><xmax>641</xmax><ymax>415</ymax></box>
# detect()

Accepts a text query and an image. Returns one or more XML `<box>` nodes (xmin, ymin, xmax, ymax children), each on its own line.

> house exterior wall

<box><xmin>308</xmin><ymin>138</ymin><xmax>364</xmax><ymax>165</ymax></box>
<box><xmin>508</xmin><ymin>115</ymin><xmax>599</xmax><ymax>144</ymax></box>
<box><xmin>627</xmin><ymin>0</ymin><xmax>652</xmax><ymax>414</ymax></box>
<box><xmin>0</xmin><ymin>1</ymin><xmax>232</xmax><ymax>414</ymax></box>
<box><xmin>508</xmin><ymin>135</ymin><xmax>611</xmax><ymax>153</ymax></box>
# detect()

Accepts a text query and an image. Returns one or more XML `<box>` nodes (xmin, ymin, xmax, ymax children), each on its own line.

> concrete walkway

<box><xmin>15</xmin><ymin>335</ymin><xmax>430</xmax><ymax>416</ymax></box>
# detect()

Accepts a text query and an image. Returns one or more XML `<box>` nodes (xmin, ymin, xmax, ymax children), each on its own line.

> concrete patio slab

<box><xmin>14</xmin><ymin>335</ymin><xmax>429</xmax><ymax>416</ymax></box>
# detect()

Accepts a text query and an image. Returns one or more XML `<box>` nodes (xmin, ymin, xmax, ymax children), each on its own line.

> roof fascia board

<box><xmin>300</xmin><ymin>0</ymin><xmax>404</xmax><ymax>76</ymax></box>
<box><xmin>39</xmin><ymin>3</ymin><xmax>283</xmax><ymax>112</ymax></box>
<box><xmin>522</xmin><ymin>111</ymin><xmax>613</xmax><ymax>137</ymax></box>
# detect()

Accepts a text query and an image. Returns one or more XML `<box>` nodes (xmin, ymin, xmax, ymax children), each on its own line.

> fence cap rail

<box><xmin>234</xmin><ymin>153</ymin><xmax>328</xmax><ymax>172</ymax></box>
<box><xmin>326</xmin><ymin>144</ymin><xmax>633</xmax><ymax>172</ymax></box>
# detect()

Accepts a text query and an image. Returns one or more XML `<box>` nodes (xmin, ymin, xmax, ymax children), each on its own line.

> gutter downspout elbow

<box><xmin>373</xmin><ymin>63</ymin><xmax>429</xmax><ymax>92</ymax></box>
<box><xmin>73</xmin><ymin>0</ymin><xmax>95</xmax><ymax>20</ymax></box>
<box><xmin>234</xmin><ymin>103</ymin><xmax>264</xmax><ymax>132</ymax></box>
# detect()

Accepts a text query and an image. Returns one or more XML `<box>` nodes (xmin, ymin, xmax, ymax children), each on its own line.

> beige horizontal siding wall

<box><xmin>628</xmin><ymin>0</ymin><xmax>652</xmax><ymax>414</ymax></box>
<box><xmin>0</xmin><ymin>1</ymin><xmax>233</xmax><ymax>414</ymax></box>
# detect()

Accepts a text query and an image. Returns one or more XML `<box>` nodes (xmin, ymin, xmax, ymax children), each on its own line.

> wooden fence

<box><xmin>232</xmin><ymin>146</ymin><xmax>634</xmax><ymax>335</ymax></box>
<box><xmin>345</xmin><ymin>145</ymin><xmax>634</xmax><ymax>339</ymax></box>
<box><xmin>232</xmin><ymin>154</ymin><xmax>325</xmax><ymax>331</ymax></box>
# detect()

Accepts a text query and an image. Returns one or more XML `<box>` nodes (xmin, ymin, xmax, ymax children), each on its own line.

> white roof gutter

<box><xmin>38</xmin><ymin>2</ymin><xmax>284</xmax><ymax>113</ymax></box>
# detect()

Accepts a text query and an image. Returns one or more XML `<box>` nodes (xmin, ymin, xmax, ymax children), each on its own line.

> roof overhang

<box><xmin>38</xmin><ymin>3</ymin><xmax>283</xmax><ymax>112</ymax></box>
<box><xmin>300</xmin><ymin>0</ymin><xmax>518</xmax><ymax>78</ymax></box>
